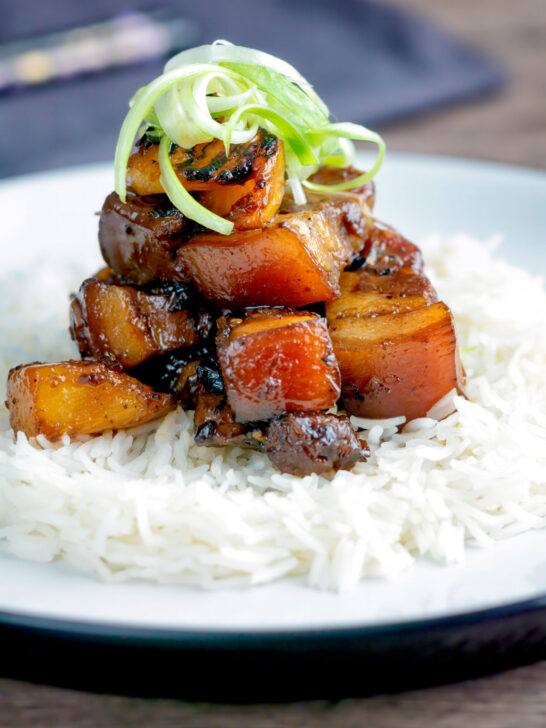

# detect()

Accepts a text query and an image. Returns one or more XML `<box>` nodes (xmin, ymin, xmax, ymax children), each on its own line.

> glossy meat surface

<box><xmin>128</xmin><ymin>347</ymin><xmax>205</xmax><ymax>408</ymax></box>
<box><xmin>193</xmin><ymin>389</ymin><xmax>248</xmax><ymax>447</ymax></box>
<box><xmin>217</xmin><ymin>308</ymin><xmax>340</xmax><ymax>422</ymax></box>
<box><xmin>264</xmin><ymin>412</ymin><xmax>368</xmax><ymax>476</ymax></box>
<box><xmin>70</xmin><ymin>279</ymin><xmax>207</xmax><ymax>369</ymax></box>
<box><xmin>330</xmin><ymin>303</ymin><xmax>463</xmax><ymax>420</ymax></box>
<box><xmin>177</xmin><ymin>184</ymin><xmax>372</xmax><ymax>308</ymax></box>
<box><xmin>327</xmin><ymin>223</ymin><xmax>464</xmax><ymax>420</ymax></box>
<box><xmin>127</xmin><ymin>129</ymin><xmax>285</xmax><ymax>229</ymax></box>
<box><xmin>326</xmin><ymin>267</ymin><xmax>438</xmax><ymax>320</ymax></box>
<box><xmin>99</xmin><ymin>192</ymin><xmax>193</xmax><ymax>285</ymax></box>
<box><xmin>6</xmin><ymin>360</ymin><xmax>174</xmax><ymax>440</ymax></box>
<box><xmin>280</xmin><ymin>165</ymin><xmax>375</xmax><ymax>216</ymax></box>
<box><xmin>346</xmin><ymin>220</ymin><xmax>424</xmax><ymax>274</ymax></box>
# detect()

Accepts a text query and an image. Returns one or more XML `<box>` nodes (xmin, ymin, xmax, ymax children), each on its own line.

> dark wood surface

<box><xmin>1</xmin><ymin>0</ymin><xmax>545</xmax><ymax>723</ymax></box>
<box><xmin>2</xmin><ymin>661</ymin><xmax>546</xmax><ymax>727</ymax></box>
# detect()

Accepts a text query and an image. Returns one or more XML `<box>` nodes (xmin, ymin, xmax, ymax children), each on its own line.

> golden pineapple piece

<box><xmin>127</xmin><ymin>128</ymin><xmax>285</xmax><ymax>230</ymax></box>
<box><xmin>6</xmin><ymin>360</ymin><xmax>174</xmax><ymax>440</ymax></box>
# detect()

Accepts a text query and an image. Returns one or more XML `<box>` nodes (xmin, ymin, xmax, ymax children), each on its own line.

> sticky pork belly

<box><xmin>6</xmin><ymin>360</ymin><xmax>174</xmax><ymax>441</ymax></box>
<box><xmin>192</xmin><ymin>387</ymin><xmax>369</xmax><ymax>476</ymax></box>
<box><xmin>127</xmin><ymin>128</ymin><xmax>285</xmax><ymax>230</ymax></box>
<box><xmin>70</xmin><ymin>278</ymin><xmax>213</xmax><ymax>369</ymax></box>
<box><xmin>193</xmin><ymin>388</ymin><xmax>250</xmax><ymax>448</ymax></box>
<box><xmin>263</xmin><ymin>412</ymin><xmax>369</xmax><ymax>476</ymax></box>
<box><xmin>349</xmin><ymin>221</ymin><xmax>424</xmax><ymax>274</ymax></box>
<box><xmin>191</xmin><ymin>380</ymin><xmax>369</xmax><ymax>476</ymax></box>
<box><xmin>327</xmin><ymin>222</ymin><xmax>465</xmax><ymax>420</ymax></box>
<box><xmin>216</xmin><ymin>308</ymin><xmax>341</xmax><ymax>423</ymax></box>
<box><xmin>177</xmin><ymin>169</ymin><xmax>373</xmax><ymax>308</ymax></box>
<box><xmin>280</xmin><ymin>165</ymin><xmax>375</xmax><ymax>217</ymax></box>
<box><xmin>99</xmin><ymin>191</ymin><xmax>194</xmax><ymax>285</ymax></box>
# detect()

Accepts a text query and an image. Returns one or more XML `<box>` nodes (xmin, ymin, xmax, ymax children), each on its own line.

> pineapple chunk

<box><xmin>127</xmin><ymin>128</ymin><xmax>285</xmax><ymax>230</ymax></box>
<box><xmin>6</xmin><ymin>361</ymin><xmax>174</xmax><ymax>440</ymax></box>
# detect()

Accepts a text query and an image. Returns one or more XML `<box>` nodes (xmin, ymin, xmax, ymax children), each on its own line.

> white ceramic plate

<box><xmin>0</xmin><ymin>153</ymin><xmax>545</xmax><ymax>637</ymax></box>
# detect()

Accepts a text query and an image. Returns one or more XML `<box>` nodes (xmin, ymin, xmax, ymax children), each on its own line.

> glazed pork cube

<box><xmin>216</xmin><ymin>308</ymin><xmax>340</xmax><ymax>422</ymax></box>
<box><xmin>193</xmin><ymin>388</ymin><xmax>249</xmax><ymax>447</ymax></box>
<box><xmin>127</xmin><ymin>128</ymin><xmax>285</xmax><ymax>230</ymax></box>
<box><xmin>329</xmin><ymin>302</ymin><xmax>463</xmax><ymax>421</ymax></box>
<box><xmin>6</xmin><ymin>361</ymin><xmax>174</xmax><ymax>440</ymax></box>
<box><xmin>326</xmin><ymin>223</ymin><xmax>464</xmax><ymax>420</ymax></box>
<box><xmin>347</xmin><ymin>220</ymin><xmax>424</xmax><ymax>275</ymax></box>
<box><xmin>99</xmin><ymin>191</ymin><xmax>194</xmax><ymax>285</ymax></box>
<box><xmin>177</xmin><ymin>184</ymin><xmax>372</xmax><ymax>308</ymax></box>
<box><xmin>280</xmin><ymin>164</ymin><xmax>375</xmax><ymax>217</ymax></box>
<box><xmin>326</xmin><ymin>266</ymin><xmax>438</xmax><ymax>321</ymax></box>
<box><xmin>263</xmin><ymin>412</ymin><xmax>369</xmax><ymax>476</ymax></box>
<box><xmin>70</xmin><ymin>279</ymin><xmax>211</xmax><ymax>369</ymax></box>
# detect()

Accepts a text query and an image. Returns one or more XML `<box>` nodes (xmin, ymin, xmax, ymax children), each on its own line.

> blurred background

<box><xmin>0</xmin><ymin>0</ymin><xmax>544</xmax><ymax>179</ymax></box>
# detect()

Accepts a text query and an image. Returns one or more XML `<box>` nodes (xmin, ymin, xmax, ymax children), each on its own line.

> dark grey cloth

<box><xmin>0</xmin><ymin>0</ymin><xmax>506</xmax><ymax>178</ymax></box>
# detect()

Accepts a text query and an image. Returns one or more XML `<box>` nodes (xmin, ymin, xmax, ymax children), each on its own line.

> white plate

<box><xmin>0</xmin><ymin>153</ymin><xmax>545</xmax><ymax>635</ymax></box>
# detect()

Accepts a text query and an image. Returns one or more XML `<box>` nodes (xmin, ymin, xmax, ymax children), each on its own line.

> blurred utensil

<box><xmin>0</xmin><ymin>10</ymin><xmax>197</xmax><ymax>93</ymax></box>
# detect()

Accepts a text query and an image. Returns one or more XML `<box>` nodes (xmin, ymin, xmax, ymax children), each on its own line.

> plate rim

<box><xmin>2</xmin><ymin>590</ymin><xmax>546</xmax><ymax>641</ymax></box>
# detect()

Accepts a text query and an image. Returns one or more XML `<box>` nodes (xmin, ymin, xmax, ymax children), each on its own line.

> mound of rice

<box><xmin>1</xmin><ymin>234</ymin><xmax>545</xmax><ymax>591</ymax></box>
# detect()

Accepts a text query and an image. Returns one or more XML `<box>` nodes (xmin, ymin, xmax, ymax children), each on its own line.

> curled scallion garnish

<box><xmin>114</xmin><ymin>41</ymin><xmax>386</xmax><ymax>234</ymax></box>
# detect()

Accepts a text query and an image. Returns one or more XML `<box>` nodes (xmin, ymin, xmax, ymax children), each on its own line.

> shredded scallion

<box><xmin>114</xmin><ymin>41</ymin><xmax>386</xmax><ymax>233</ymax></box>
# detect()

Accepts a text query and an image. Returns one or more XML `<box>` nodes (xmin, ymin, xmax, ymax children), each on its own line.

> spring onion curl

<box><xmin>114</xmin><ymin>41</ymin><xmax>386</xmax><ymax>235</ymax></box>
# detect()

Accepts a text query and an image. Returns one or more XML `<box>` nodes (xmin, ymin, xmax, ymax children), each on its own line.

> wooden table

<box><xmin>1</xmin><ymin>661</ymin><xmax>546</xmax><ymax>727</ymax></box>
<box><xmin>1</xmin><ymin>1</ymin><xmax>545</xmax><ymax>724</ymax></box>
<box><xmin>384</xmin><ymin>0</ymin><xmax>546</xmax><ymax>169</ymax></box>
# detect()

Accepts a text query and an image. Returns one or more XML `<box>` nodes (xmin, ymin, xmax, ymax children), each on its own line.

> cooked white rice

<box><xmin>1</xmin><ymin>234</ymin><xmax>545</xmax><ymax>591</ymax></box>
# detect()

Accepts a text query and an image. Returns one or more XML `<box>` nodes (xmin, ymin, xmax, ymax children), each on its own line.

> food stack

<box><xmin>6</xmin><ymin>130</ymin><xmax>464</xmax><ymax>476</ymax></box>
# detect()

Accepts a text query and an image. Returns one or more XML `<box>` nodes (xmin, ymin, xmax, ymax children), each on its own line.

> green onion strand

<box><xmin>114</xmin><ymin>42</ymin><xmax>386</xmax><ymax>233</ymax></box>
<box><xmin>157</xmin><ymin>135</ymin><xmax>234</xmax><ymax>235</ymax></box>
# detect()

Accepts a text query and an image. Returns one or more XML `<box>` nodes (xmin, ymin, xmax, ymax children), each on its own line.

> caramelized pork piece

<box><xmin>326</xmin><ymin>266</ymin><xmax>438</xmax><ymax>321</ymax></box>
<box><xmin>346</xmin><ymin>220</ymin><xmax>424</xmax><ymax>275</ymax></box>
<box><xmin>99</xmin><ymin>192</ymin><xmax>194</xmax><ymax>285</ymax></box>
<box><xmin>192</xmin><ymin>392</ymin><xmax>368</xmax><ymax>476</ymax></box>
<box><xmin>70</xmin><ymin>279</ymin><xmax>211</xmax><ymax>369</ymax></box>
<box><xmin>127</xmin><ymin>128</ymin><xmax>285</xmax><ymax>229</ymax></box>
<box><xmin>263</xmin><ymin>412</ymin><xmax>369</xmax><ymax>476</ymax></box>
<box><xmin>193</xmin><ymin>389</ymin><xmax>249</xmax><ymax>447</ymax></box>
<box><xmin>6</xmin><ymin>360</ymin><xmax>174</xmax><ymax>440</ymax></box>
<box><xmin>327</xmin><ymin>223</ymin><xmax>464</xmax><ymax>420</ymax></box>
<box><xmin>216</xmin><ymin>308</ymin><xmax>340</xmax><ymax>422</ymax></box>
<box><xmin>330</xmin><ymin>303</ymin><xmax>463</xmax><ymax>420</ymax></box>
<box><xmin>177</xmin><ymin>182</ymin><xmax>373</xmax><ymax>308</ymax></box>
<box><xmin>280</xmin><ymin>165</ymin><xmax>375</xmax><ymax>216</ymax></box>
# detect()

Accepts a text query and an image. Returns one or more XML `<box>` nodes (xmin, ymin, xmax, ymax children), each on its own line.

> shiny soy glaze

<box><xmin>127</xmin><ymin>128</ymin><xmax>285</xmax><ymax>230</ymax></box>
<box><xmin>216</xmin><ymin>308</ymin><xmax>340</xmax><ymax>423</ymax></box>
